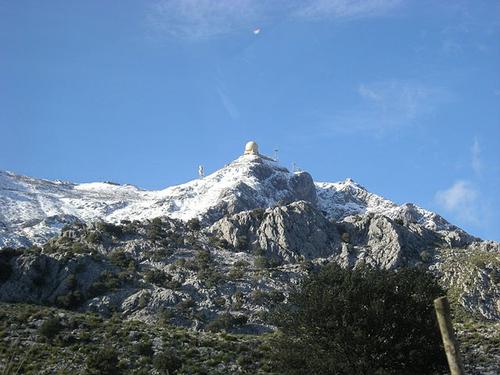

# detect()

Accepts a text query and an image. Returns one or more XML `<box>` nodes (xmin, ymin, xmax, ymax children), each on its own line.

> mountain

<box><xmin>0</xmin><ymin>143</ymin><xmax>499</xmax><ymax>326</ymax></box>
<box><xmin>0</xmin><ymin>152</ymin><xmax>475</xmax><ymax>249</ymax></box>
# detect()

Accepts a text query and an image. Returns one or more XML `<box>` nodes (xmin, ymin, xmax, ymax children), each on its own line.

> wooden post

<box><xmin>433</xmin><ymin>296</ymin><xmax>466</xmax><ymax>375</ymax></box>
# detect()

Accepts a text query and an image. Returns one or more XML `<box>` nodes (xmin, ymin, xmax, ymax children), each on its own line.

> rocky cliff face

<box><xmin>1</xmin><ymin>201</ymin><xmax>498</xmax><ymax>329</ymax></box>
<box><xmin>211</xmin><ymin>201</ymin><xmax>340</xmax><ymax>263</ymax></box>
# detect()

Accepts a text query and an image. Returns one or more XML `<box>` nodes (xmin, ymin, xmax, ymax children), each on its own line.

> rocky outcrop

<box><xmin>336</xmin><ymin>213</ymin><xmax>444</xmax><ymax>269</ymax></box>
<box><xmin>434</xmin><ymin>247</ymin><xmax>500</xmax><ymax>320</ymax></box>
<box><xmin>210</xmin><ymin>201</ymin><xmax>339</xmax><ymax>262</ymax></box>
<box><xmin>0</xmin><ymin>249</ymin><xmax>107</xmax><ymax>305</ymax></box>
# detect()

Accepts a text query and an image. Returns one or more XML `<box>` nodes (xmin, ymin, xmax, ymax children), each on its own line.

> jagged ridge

<box><xmin>0</xmin><ymin>154</ymin><xmax>474</xmax><ymax>247</ymax></box>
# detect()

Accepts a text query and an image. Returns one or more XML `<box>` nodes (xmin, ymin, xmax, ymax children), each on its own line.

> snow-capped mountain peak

<box><xmin>0</xmin><ymin>143</ymin><xmax>469</xmax><ymax>247</ymax></box>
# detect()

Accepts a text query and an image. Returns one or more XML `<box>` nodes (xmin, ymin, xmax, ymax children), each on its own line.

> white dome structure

<box><xmin>244</xmin><ymin>141</ymin><xmax>259</xmax><ymax>156</ymax></box>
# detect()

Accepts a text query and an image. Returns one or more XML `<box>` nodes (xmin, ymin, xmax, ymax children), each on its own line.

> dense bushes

<box><xmin>96</xmin><ymin>222</ymin><xmax>123</xmax><ymax>238</ymax></box>
<box><xmin>153</xmin><ymin>349</ymin><xmax>183</xmax><ymax>374</ymax></box>
<box><xmin>0</xmin><ymin>248</ymin><xmax>19</xmax><ymax>283</ymax></box>
<box><xmin>55</xmin><ymin>274</ymin><xmax>84</xmax><ymax>309</ymax></box>
<box><xmin>0</xmin><ymin>258</ymin><xmax>12</xmax><ymax>283</ymax></box>
<box><xmin>86</xmin><ymin>347</ymin><xmax>120</xmax><ymax>374</ymax></box>
<box><xmin>38</xmin><ymin>316</ymin><xmax>62</xmax><ymax>341</ymax></box>
<box><xmin>206</xmin><ymin>313</ymin><xmax>248</xmax><ymax>332</ymax></box>
<box><xmin>88</xmin><ymin>270</ymin><xmax>131</xmax><ymax>297</ymax></box>
<box><xmin>144</xmin><ymin>269</ymin><xmax>169</xmax><ymax>285</ymax></box>
<box><xmin>187</xmin><ymin>218</ymin><xmax>201</xmax><ymax>231</ymax></box>
<box><xmin>270</xmin><ymin>263</ymin><xmax>447</xmax><ymax>375</ymax></box>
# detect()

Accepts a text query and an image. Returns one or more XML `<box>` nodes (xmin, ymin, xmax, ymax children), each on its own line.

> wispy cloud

<box><xmin>471</xmin><ymin>137</ymin><xmax>482</xmax><ymax>176</ymax></box>
<box><xmin>294</xmin><ymin>0</ymin><xmax>402</xmax><ymax>20</ymax></box>
<box><xmin>148</xmin><ymin>0</ymin><xmax>403</xmax><ymax>40</ymax></box>
<box><xmin>216</xmin><ymin>87</ymin><xmax>240</xmax><ymax>120</ymax></box>
<box><xmin>435</xmin><ymin>180</ymin><xmax>479</xmax><ymax>224</ymax></box>
<box><xmin>324</xmin><ymin>80</ymin><xmax>452</xmax><ymax>135</ymax></box>
<box><xmin>149</xmin><ymin>0</ymin><xmax>261</xmax><ymax>40</ymax></box>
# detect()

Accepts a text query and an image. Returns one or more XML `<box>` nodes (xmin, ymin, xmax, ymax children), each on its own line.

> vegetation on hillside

<box><xmin>270</xmin><ymin>264</ymin><xmax>448</xmax><ymax>375</ymax></box>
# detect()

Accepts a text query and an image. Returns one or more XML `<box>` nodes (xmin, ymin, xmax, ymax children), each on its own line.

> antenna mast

<box><xmin>198</xmin><ymin>165</ymin><xmax>205</xmax><ymax>179</ymax></box>
<box><xmin>273</xmin><ymin>149</ymin><xmax>279</xmax><ymax>162</ymax></box>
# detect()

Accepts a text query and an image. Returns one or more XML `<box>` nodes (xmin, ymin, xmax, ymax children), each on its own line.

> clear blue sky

<box><xmin>1</xmin><ymin>1</ymin><xmax>499</xmax><ymax>241</ymax></box>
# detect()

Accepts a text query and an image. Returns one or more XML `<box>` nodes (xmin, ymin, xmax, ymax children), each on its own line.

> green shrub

<box><xmin>213</xmin><ymin>296</ymin><xmax>226</xmax><ymax>307</ymax></box>
<box><xmin>228</xmin><ymin>267</ymin><xmax>245</xmax><ymax>280</ymax></box>
<box><xmin>38</xmin><ymin>316</ymin><xmax>62</xmax><ymax>341</ymax></box>
<box><xmin>75</xmin><ymin>242</ymin><xmax>94</xmax><ymax>254</ymax></box>
<box><xmin>236</xmin><ymin>235</ymin><xmax>248</xmax><ymax>251</ymax></box>
<box><xmin>252</xmin><ymin>246</ymin><xmax>265</xmax><ymax>256</ymax></box>
<box><xmin>158</xmin><ymin>308</ymin><xmax>175</xmax><ymax>324</ymax></box>
<box><xmin>134</xmin><ymin>340</ymin><xmax>154</xmax><ymax>357</ymax></box>
<box><xmin>340</xmin><ymin>232</ymin><xmax>350</xmax><ymax>243</ymax></box>
<box><xmin>97</xmin><ymin>222</ymin><xmax>123</xmax><ymax>238</ymax></box>
<box><xmin>138</xmin><ymin>293</ymin><xmax>151</xmax><ymax>308</ymax></box>
<box><xmin>176</xmin><ymin>298</ymin><xmax>195</xmax><ymax>312</ymax></box>
<box><xmin>270</xmin><ymin>264</ymin><xmax>447</xmax><ymax>375</ymax></box>
<box><xmin>0</xmin><ymin>248</ymin><xmax>19</xmax><ymax>283</ymax></box>
<box><xmin>147</xmin><ymin>219</ymin><xmax>165</xmax><ymax>241</ymax></box>
<box><xmin>0</xmin><ymin>259</ymin><xmax>12</xmax><ymax>283</ymax></box>
<box><xmin>195</xmin><ymin>250</ymin><xmax>211</xmax><ymax>265</ymax></box>
<box><xmin>88</xmin><ymin>271</ymin><xmax>125</xmax><ymax>297</ymax></box>
<box><xmin>249</xmin><ymin>208</ymin><xmax>265</xmax><ymax>221</ymax></box>
<box><xmin>108</xmin><ymin>249</ymin><xmax>135</xmax><ymax>269</ymax></box>
<box><xmin>254</xmin><ymin>256</ymin><xmax>269</xmax><ymax>269</ymax></box>
<box><xmin>56</xmin><ymin>291</ymin><xmax>83</xmax><ymax>309</ymax></box>
<box><xmin>144</xmin><ymin>269</ymin><xmax>170</xmax><ymax>286</ymax></box>
<box><xmin>206</xmin><ymin>313</ymin><xmax>248</xmax><ymax>332</ymax></box>
<box><xmin>153</xmin><ymin>349</ymin><xmax>182</xmax><ymax>375</ymax></box>
<box><xmin>85</xmin><ymin>232</ymin><xmax>102</xmax><ymax>244</ymax></box>
<box><xmin>250</xmin><ymin>290</ymin><xmax>268</xmax><ymax>305</ymax></box>
<box><xmin>86</xmin><ymin>346</ymin><xmax>120</xmax><ymax>375</ymax></box>
<box><xmin>420</xmin><ymin>250</ymin><xmax>432</xmax><ymax>263</ymax></box>
<box><xmin>199</xmin><ymin>269</ymin><xmax>224</xmax><ymax>288</ymax></box>
<box><xmin>187</xmin><ymin>218</ymin><xmax>201</xmax><ymax>231</ymax></box>
<box><xmin>232</xmin><ymin>291</ymin><xmax>245</xmax><ymax>310</ymax></box>
<box><xmin>208</xmin><ymin>236</ymin><xmax>231</xmax><ymax>249</ymax></box>
<box><xmin>233</xmin><ymin>260</ymin><xmax>250</xmax><ymax>268</ymax></box>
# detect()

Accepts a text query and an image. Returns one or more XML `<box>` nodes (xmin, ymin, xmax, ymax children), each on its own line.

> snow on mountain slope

<box><xmin>0</xmin><ymin>153</ymin><xmax>466</xmax><ymax>247</ymax></box>
<box><xmin>0</xmin><ymin>154</ymin><xmax>315</xmax><ymax>247</ymax></box>
<box><xmin>316</xmin><ymin>179</ymin><xmax>457</xmax><ymax>232</ymax></box>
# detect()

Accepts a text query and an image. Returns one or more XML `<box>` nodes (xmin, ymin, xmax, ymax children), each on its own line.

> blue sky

<box><xmin>1</xmin><ymin>0</ymin><xmax>499</xmax><ymax>240</ymax></box>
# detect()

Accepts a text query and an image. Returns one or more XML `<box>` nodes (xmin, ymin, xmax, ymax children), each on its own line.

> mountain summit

<box><xmin>0</xmin><ymin>141</ymin><xmax>474</xmax><ymax>248</ymax></box>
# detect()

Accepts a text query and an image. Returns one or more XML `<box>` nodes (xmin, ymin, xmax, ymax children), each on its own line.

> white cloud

<box><xmin>435</xmin><ymin>180</ymin><xmax>479</xmax><ymax>224</ymax></box>
<box><xmin>323</xmin><ymin>80</ymin><xmax>451</xmax><ymax>135</ymax></box>
<box><xmin>294</xmin><ymin>0</ymin><xmax>402</xmax><ymax>20</ymax></box>
<box><xmin>148</xmin><ymin>0</ymin><xmax>403</xmax><ymax>40</ymax></box>
<box><xmin>358</xmin><ymin>84</ymin><xmax>383</xmax><ymax>101</ymax></box>
<box><xmin>471</xmin><ymin>137</ymin><xmax>482</xmax><ymax>176</ymax></box>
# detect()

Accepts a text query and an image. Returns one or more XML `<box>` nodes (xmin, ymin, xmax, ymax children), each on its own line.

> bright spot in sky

<box><xmin>253</xmin><ymin>28</ymin><xmax>261</xmax><ymax>35</ymax></box>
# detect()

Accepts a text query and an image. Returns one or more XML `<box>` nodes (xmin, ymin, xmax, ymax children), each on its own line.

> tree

<box><xmin>270</xmin><ymin>263</ymin><xmax>447</xmax><ymax>375</ymax></box>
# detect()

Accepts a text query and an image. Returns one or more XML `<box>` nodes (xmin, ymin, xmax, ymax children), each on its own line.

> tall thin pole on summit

<box><xmin>273</xmin><ymin>149</ymin><xmax>279</xmax><ymax>162</ymax></box>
